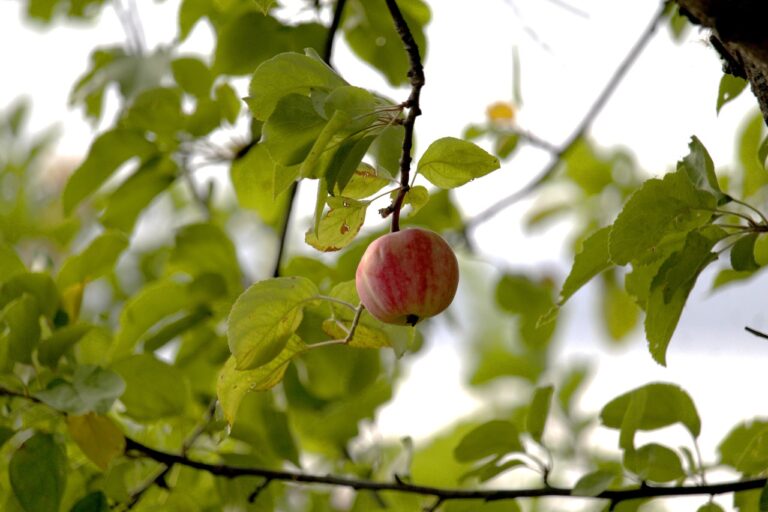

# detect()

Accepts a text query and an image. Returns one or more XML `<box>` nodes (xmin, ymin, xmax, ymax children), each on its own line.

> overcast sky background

<box><xmin>2</xmin><ymin>0</ymin><xmax>767</xmax><ymax>501</ymax></box>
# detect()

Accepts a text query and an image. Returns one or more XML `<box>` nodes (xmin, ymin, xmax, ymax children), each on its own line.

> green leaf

<box><xmin>2</xmin><ymin>294</ymin><xmax>41</xmax><ymax>364</ymax></box>
<box><xmin>247</xmin><ymin>51</ymin><xmax>346</xmax><ymax>120</ymax></box>
<box><xmin>417</xmin><ymin>137</ymin><xmax>500</xmax><ymax>189</ymax></box>
<box><xmin>453</xmin><ymin>420</ymin><xmax>523</xmax><ymax>463</ymax></box>
<box><xmin>100</xmin><ymin>156</ymin><xmax>177</xmax><ymax>232</ymax></box>
<box><xmin>343</xmin><ymin>0</ymin><xmax>430</xmax><ymax>86</ymax></box>
<box><xmin>718</xmin><ymin>420</ymin><xmax>768</xmax><ymax>474</ymax></box>
<box><xmin>322</xmin><ymin>135</ymin><xmax>377</xmax><ymax>194</ymax></box>
<box><xmin>66</xmin><ymin>413</ymin><xmax>125</xmax><ymax>470</ymax></box>
<box><xmin>171</xmin><ymin>56</ymin><xmax>213</xmax><ymax>98</ymax></box>
<box><xmin>609</xmin><ymin>169</ymin><xmax>716</xmax><ymax>265</ymax></box>
<box><xmin>526</xmin><ymin>385</ymin><xmax>553</xmax><ymax>443</ymax></box>
<box><xmin>216</xmin><ymin>83</ymin><xmax>242</xmax><ymax>124</ymax></box>
<box><xmin>111</xmin><ymin>354</ymin><xmax>191</xmax><ymax>419</ymax></box>
<box><xmin>57</xmin><ymin>230</ymin><xmax>129</xmax><ymax>289</ymax></box>
<box><xmin>38</xmin><ymin>324</ymin><xmax>93</xmax><ymax>367</ymax></box>
<box><xmin>214</xmin><ymin>12</ymin><xmax>325</xmax><ymax>76</ymax></box>
<box><xmin>168</xmin><ymin>223</ymin><xmax>242</xmax><ymax>294</ymax></box>
<box><xmin>217</xmin><ymin>336</ymin><xmax>307</xmax><ymax>424</ymax></box>
<box><xmin>645</xmin><ymin>229</ymin><xmax>723</xmax><ymax>365</ymax></box>
<box><xmin>230</xmin><ymin>144</ymin><xmax>290</xmax><ymax>229</ymax></box>
<box><xmin>731</xmin><ymin>233</ymin><xmax>760</xmax><ymax>271</ymax></box>
<box><xmin>112</xmin><ymin>279</ymin><xmax>195</xmax><ymax>358</ymax></box>
<box><xmin>333</xmin><ymin>162</ymin><xmax>391</xmax><ymax>199</ymax></box>
<box><xmin>600</xmin><ymin>382</ymin><xmax>701</xmax><ymax>439</ymax></box>
<box><xmin>70</xmin><ymin>491</ymin><xmax>109</xmax><ymax>512</ymax></box>
<box><xmin>10</xmin><ymin>432</ymin><xmax>67</xmax><ymax>512</ymax></box>
<box><xmin>121</xmin><ymin>87</ymin><xmax>185</xmax><ymax>138</ymax></box>
<box><xmin>459</xmin><ymin>457</ymin><xmax>526</xmax><ymax>484</ymax></box>
<box><xmin>697</xmin><ymin>502</ymin><xmax>725</xmax><ymax>512</ymax></box>
<box><xmin>1</xmin><ymin>272</ymin><xmax>60</xmax><ymax>319</ymax></box>
<box><xmin>739</xmin><ymin>111</ymin><xmax>768</xmax><ymax>198</ymax></box>
<box><xmin>624</xmin><ymin>443</ymin><xmax>684</xmax><ymax>482</ymax></box>
<box><xmin>142</xmin><ymin>307</ymin><xmax>211</xmax><ymax>352</ymax></box>
<box><xmin>571</xmin><ymin>470</ymin><xmax>616</xmax><ymax>497</ymax></box>
<box><xmin>263</xmin><ymin>94</ymin><xmax>328</xmax><ymax>167</ymax></box>
<box><xmin>228</xmin><ymin>276</ymin><xmax>319</xmax><ymax>370</ymax></box>
<box><xmin>495</xmin><ymin>274</ymin><xmax>556</xmax><ymax>347</ymax></box>
<box><xmin>305</xmin><ymin>197</ymin><xmax>368</xmax><ymax>252</ymax></box>
<box><xmin>63</xmin><ymin>129</ymin><xmax>156</xmax><ymax>215</ymax></box>
<box><xmin>178</xmin><ymin>0</ymin><xmax>211</xmax><ymax>40</ymax></box>
<box><xmin>717</xmin><ymin>74</ymin><xmax>748</xmax><ymax>114</ymax></box>
<box><xmin>0</xmin><ymin>244</ymin><xmax>26</xmax><ymax>286</ymax></box>
<box><xmin>557</xmin><ymin>362</ymin><xmax>590</xmax><ymax>416</ymax></box>
<box><xmin>679</xmin><ymin>136</ymin><xmax>724</xmax><ymax>200</ymax></box>
<box><xmin>761</xmin><ymin>482</ymin><xmax>768</xmax><ymax>512</ymax></box>
<box><xmin>34</xmin><ymin>365</ymin><xmax>125</xmax><ymax>415</ymax></box>
<box><xmin>601</xmin><ymin>273</ymin><xmax>639</xmax><ymax>341</ymax></box>
<box><xmin>759</xmin><ymin>135</ymin><xmax>768</xmax><ymax>170</ymax></box>
<box><xmin>558</xmin><ymin>226</ymin><xmax>612</xmax><ymax>305</ymax></box>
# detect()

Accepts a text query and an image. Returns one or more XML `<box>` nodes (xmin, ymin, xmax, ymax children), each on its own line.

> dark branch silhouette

<box><xmin>385</xmin><ymin>0</ymin><xmax>425</xmax><ymax>233</ymax></box>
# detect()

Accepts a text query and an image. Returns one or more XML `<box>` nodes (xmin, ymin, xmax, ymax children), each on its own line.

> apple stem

<box><xmin>306</xmin><ymin>303</ymin><xmax>366</xmax><ymax>350</ymax></box>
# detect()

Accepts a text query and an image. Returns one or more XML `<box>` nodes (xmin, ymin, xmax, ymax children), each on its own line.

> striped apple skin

<box><xmin>355</xmin><ymin>228</ymin><xmax>459</xmax><ymax>325</ymax></box>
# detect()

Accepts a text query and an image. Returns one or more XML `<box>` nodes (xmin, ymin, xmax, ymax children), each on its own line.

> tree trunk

<box><xmin>675</xmin><ymin>0</ymin><xmax>768</xmax><ymax>125</ymax></box>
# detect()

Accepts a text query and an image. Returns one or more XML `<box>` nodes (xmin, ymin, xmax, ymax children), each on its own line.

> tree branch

<box><xmin>466</xmin><ymin>4</ymin><xmax>665</xmax><ymax>230</ymax></box>
<box><xmin>121</xmin><ymin>399</ymin><xmax>218</xmax><ymax>511</ymax></box>
<box><xmin>384</xmin><ymin>0</ymin><xmax>425</xmax><ymax>233</ymax></box>
<box><xmin>123</xmin><ymin>436</ymin><xmax>766</xmax><ymax>506</ymax></box>
<box><xmin>271</xmin><ymin>0</ymin><xmax>348</xmax><ymax>278</ymax></box>
<box><xmin>675</xmin><ymin>0</ymin><xmax>768</xmax><ymax>125</ymax></box>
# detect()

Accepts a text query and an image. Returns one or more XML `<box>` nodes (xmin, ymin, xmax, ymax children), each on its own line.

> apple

<box><xmin>355</xmin><ymin>227</ymin><xmax>459</xmax><ymax>325</ymax></box>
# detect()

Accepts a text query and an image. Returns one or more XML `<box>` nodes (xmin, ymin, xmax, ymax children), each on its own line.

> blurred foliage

<box><xmin>0</xmin><ymin>1</ymin><xmax>767</xmax><ymax>511</ymax></box>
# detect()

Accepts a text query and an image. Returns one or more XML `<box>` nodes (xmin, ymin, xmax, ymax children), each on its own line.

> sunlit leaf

<box><xmin>417</xmin><ymin>137</ymin><xmax>500</xmax><ymax>189</ymax></box>
<box><xmin>305</xmin><ymin>197</ymin><xmax>368</xmax><ymax>252</ymax></box>
<box><xmin>624</xmin><ymin>443</ymin><xmax>684</xmax><ymax>482</ymax></box>
<box><xmin>572</xmin><ymin>470</ymin><xmax>616</xmax><ymax>497</ymax></box>
<box><xmin>112</xmin><ymin>354</ymin><xmax>191</xmax><ymax>419</ymax></box>
<box><xmin>645</xmin><ymin>228</ymin><xmax>723</xmax><ymax>365</ymax></box>
<box><xmin>172</xmin><ymin>56</ymin><xmax>213</xmax><ymax>98</ymax></box>
<box><xmin>526</xmin><ymin>385</ymin><xmax>553</xmax><ymax>443</ymax></box>
<box><xmin>63</xmin><ymin>129</ymin><xmax>157</xmax><ymax>215</ymax></box>
<box><xmin>57</xmin><ymin>230</ymin><xmax>129</xmax><ymax>289</ymax></box>
<box><xmin>558</xmin><ymin>226</ymin><xmax>612</xmax><ymax>305</ymax></box>
<box><xmin>453</xmin><ymin>420</ymin><xmax>523</xmax><ymax>463</ymax></box>
<box><xmin>246</xmin><ymin>51</ymin><xmax>346</xmax><ymax>120</ymax></box>
<box><xmin>217</xmin><ymin>336</ymin><xmax>307</xmax><ymax>424</ymax></box>
<box><xmin>67</xmin><ymin>413</ymin><xmax>125</xmax><ymax>470</ymax></box>
<box><xmin>717</xmin><ymin>74</ymin><xmax>748</xmax><ymax>114</ymax></box>
<box><xmin>601</xmin><ymin>383</ymin><xmax>701</xmax><ymax>443</ymax></box>
<box><xmin>718</xmin><ymin>420</ymin><xmax>768</xmax><ymax>474</ymax></box>
<box><xmin>228</xmin><ymin>276</ymin><xmax>318</xmax><ymax>370</ymax></box>
<box><xmin>609</xmin><ymin>169</ymin><xmax>716</xmax><ymax>265</ymax></box>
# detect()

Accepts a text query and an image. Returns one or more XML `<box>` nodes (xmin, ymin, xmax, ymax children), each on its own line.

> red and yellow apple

<box><xmin>355</xmin><ymin>228</ymin><xmax>459</xmax><ymax>325</ymax></box>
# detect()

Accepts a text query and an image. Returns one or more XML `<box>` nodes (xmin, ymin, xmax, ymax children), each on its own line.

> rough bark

<box><xmin>675</xmin><ymin>0</ymin><xmax>768</xmax><ymax>125</ymax></box>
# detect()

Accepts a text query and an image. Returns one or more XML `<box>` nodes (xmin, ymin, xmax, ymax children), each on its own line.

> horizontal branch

<box><xmin>124</xmin><ymin>437</ymin><xmax>765</xmax><ymax>505</ymax></box>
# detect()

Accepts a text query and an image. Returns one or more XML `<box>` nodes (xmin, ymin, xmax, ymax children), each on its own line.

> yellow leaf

<box><xmin>486</xmin><ymin>101</ymin><xmax>516</xmax><ymax>124</ymax></box>
<box><xmin>61</xmin><ymin>282</ymin><xmax>85</xmax><ymax>322</ymax></box>
<box><xmin>67</xmin><ymin>413</ymin><xmax>125</xmax><ymax>470</ymax></box>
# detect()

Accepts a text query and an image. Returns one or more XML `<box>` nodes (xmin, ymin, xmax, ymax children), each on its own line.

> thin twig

<box><xmin>466</xmin><ymin>4</ymin><xmax>666</xmax><ymax>230</ymax></box>
<box><xmin>385</xmin><ymin>0</ymin><xmax>425</xmax><ymax>233</ymax></box>
<box><xmin>323</xmin><ymin>0</ymin><xmax>347</xmax><ymax>66</ymax></box>
<box><xmin>122</xmin><ymin>436</ymin><xmax>768</xmax><ymax>505</ymax></box>
<box><xmin>122</xmin><ymin>399</ymin><xmax>218</xmax><ymax>511</ymax></box>
<box><xmin>745</xmin><ymin>326</ymin><xmax>768</xmax><ymax>340</ymax></box>
<box><xmin>272</xmin><ymin>182</ymin><xmax>298</xmax><ymax>278</ymax></box>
